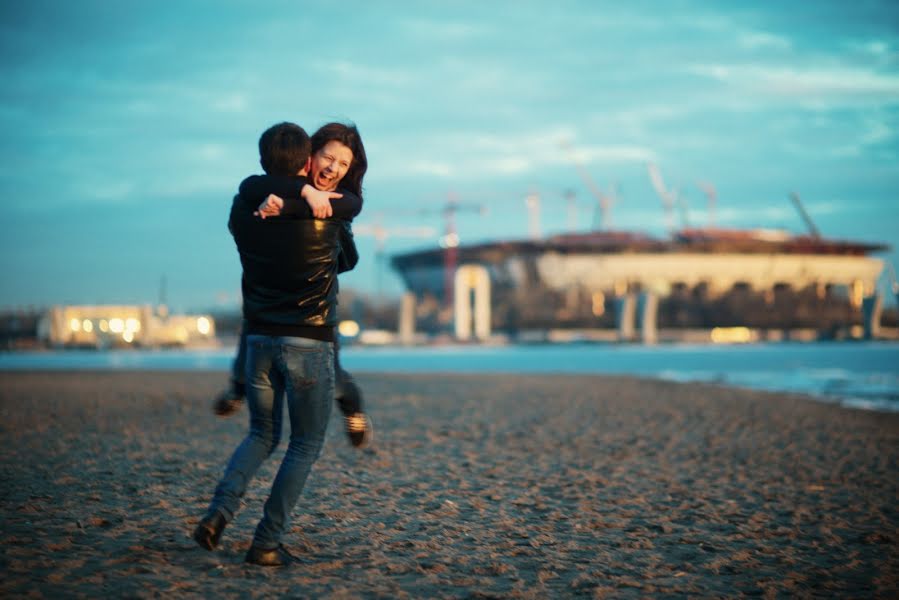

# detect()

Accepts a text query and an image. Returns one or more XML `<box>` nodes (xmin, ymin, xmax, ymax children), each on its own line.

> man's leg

<box><xmin>247</xmin><ymin>337</ymin><xmax>333</xmax><ymax>564</ymax></box>
<box><xmin>194</xmin><ymin>335</ymin><xmax>283</xmax><ymax>550</ymax></box>
<box><xmin>213</xmin><ymin>323</ymin><xmax>247</xmax><ymax>416</ymax></box>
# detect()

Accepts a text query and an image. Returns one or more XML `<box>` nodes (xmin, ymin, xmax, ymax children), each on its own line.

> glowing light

<box><xmin>196</xmin><ymin>317</ymin><xmax>211</xmax><ymax>335</ymax></box>
<box><xmin>123</xmin><ymin>330</ymin><xmax>134</xmax><ymax>343</ymax></box>
<box><xmin>439</xmin><ymin>232</ymin><xmax>460</xmax><ymax>248</ymax></box>
<box><xmin>850</xmin><ymin>280</ymin><xmax>864</xmax><ymax>309</ymax></box>
<box><xmin>591</xmin><ymin>292</ymin><xmax>606</xmax><ymax>317</ymax></box>
<box><xmin>338</xmin><ymin>320</ymin><xmax>360</xmax><ymax>337</ymax></box>
<box><xmin>711</xmin><ymin>327</ymin><xmax>753</xmax><ymax>344</ymax></box>
<box><xmin>82</xmin><ymin>320</ymin><xmax>94</xmax><ymax>333</ymax></box>
<box><xmin>126</xmin><ymin>318</ymin><xmax>141</xmax><ymax>332</ymax></box>
<box><xmin>648</xmin><ymin>279</ymin><xmax>670</xmax><ymax>296</ymax></box>
<box><xmin>109</xmin><ymin>318</ymin><xmax>124</xmax><ymax>333</ymax></box>
<box><xmin>70</xmin><ymin>318</ymin><xmax>81</xmax><ymax>332</ymax></box>
<box><xmin>99</xmin><ymin>319</ymin><xmax>109</xmax><ymax>332</ymax></box>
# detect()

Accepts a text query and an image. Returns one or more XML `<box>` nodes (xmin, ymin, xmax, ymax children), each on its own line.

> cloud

<box><xmin>71</xmin><ymin>179</ymin><xmax>137</xmax><ymax>203</ymax></box>
<box><xmin>398</xmin><ymin>17</ymin><xmax>493</xmax><ymax>40</ymax></box>
<box><xmin>409</xmin><ymin>160</ymin><xmax>454</xmax><ymax>177</ymax></box>
<box><xmin>210</xmin><ymin>93</ymin><xmax>250</xmax><ymax>114</ymax></box>
<box><xmin>687</xmin><ymin>62</ymin><xmax>899</xmax><ymax>101</ymax></box>
<box><xmin>838</xmin><ymin>120</ymin><xmax>894</xmax><ymax>158</ymax></box>
<box><xmin>485</xmin><ymin>157</ymin><xmax>531</xmax><ymax>175</ymax></box>
<box><xmin>373</xmin><ymin>125</ymin><xmax>657</xmax><ymax>183</ymax></box>
<box><xmin>845</xmin><ymin>39</ymin><xmax>892</xmax><ymax>57</ymax></box>
<box><xmin>311</xmin><ymin>60</ymin><xmax>413</xmax><ymax>87</ymax></box>
<box><xmin>736</xmin><ymin>31</ymin><xmax>792</xmax><ymax>51</ymax></box>
<box><xmin>568</xmin><ymin>145</ymin><xmax>657</xmax><ymax>164</ymax></box>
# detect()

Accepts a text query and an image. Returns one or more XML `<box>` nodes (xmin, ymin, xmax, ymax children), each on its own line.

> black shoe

<box><xmin>345</xmin><ymin>412</ymin><xmax>373</xmax><ymax>448</ymax></box>
<box><xmin>193</xmin><ymin>512</ymin><xmax>227</xmax><ymax>551</ymax></box>
<box><xmin>213</xmin><ymin>388</ymin><xmax>244</xmax><ymax>417</ymax></box>
<box><xmin>244</xmin><ymin>544</ymin><xmax>297</xmax><ymax>567</ymax></box>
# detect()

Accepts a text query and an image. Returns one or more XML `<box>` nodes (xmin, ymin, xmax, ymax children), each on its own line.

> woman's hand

<box><xmin>254</xmin><ymin>194</ymin><xmax>285</xmax><ymax>219</ymax></box>
<box><xmin>302</xmin><ymin>184</ymin><xmax>343</xmax><ymax>219</ymax></box>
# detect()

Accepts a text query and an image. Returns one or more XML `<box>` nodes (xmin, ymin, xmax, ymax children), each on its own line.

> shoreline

<box><xmin>2</xmin><ymin>341</ymin><xmax>898</xmax><ymax>415</ymax></box>
<box><xmin>0</xmin><ymin>342</ymin><xmax>899</xmax><ymax>412</ymax></box>
<box><xmin>2</xmin><ymin>370</ymin><xmax>897</xmax><ymax>597</ymax></box>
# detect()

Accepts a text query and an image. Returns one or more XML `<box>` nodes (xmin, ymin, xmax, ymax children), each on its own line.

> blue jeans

<box><xmin>231</xmin><ymin>324</ymin><xmax>362</xmax><ymax>416</ymax></box>
<box><xmin>207</xmin><ymin>335</ymin><xmax>334</xmax><ymax>549</ymax></box>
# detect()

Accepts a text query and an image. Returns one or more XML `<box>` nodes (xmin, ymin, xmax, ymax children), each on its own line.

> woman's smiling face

<box><xmin>309</xmin><ymin>140</ymin><xmax>354</xmax><ymax>191</ymax></box>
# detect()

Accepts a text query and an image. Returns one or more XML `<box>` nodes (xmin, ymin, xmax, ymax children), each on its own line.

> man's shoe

<box><xmin>245</xmin><ymin>544</ymin><xmax>297</xmax><ymax>567</ymax></box>
<box><xmin>345</xmin><ymin>412</ymin><xmax>373</xmax><ymax>448</ymax></box>
<box><xmin>212</xmin><ymin>388</ymin><xmax>244</xmax><ymax>417</ymax></box>
<box><xmin>192</xmin><ymin>512</ymin><xmax>227</xmax><ymax>551</ymax></box>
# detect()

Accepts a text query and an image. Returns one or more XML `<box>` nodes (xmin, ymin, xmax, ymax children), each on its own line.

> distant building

<box><xmin>37</xmin><ymin>305</ymin><xmax>216</xmax><ymax>348</ymax></box>
<box><xmin>391</xmin><ymin>229</ymin><xmax>890</xmax><ymax>341</ymax></box>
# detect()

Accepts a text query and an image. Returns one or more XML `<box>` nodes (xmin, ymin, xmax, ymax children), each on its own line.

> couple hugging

<box><xmin>194</xmin><ymin>121</ymin><xmax>373</xmax><ymax>566</ymax></box>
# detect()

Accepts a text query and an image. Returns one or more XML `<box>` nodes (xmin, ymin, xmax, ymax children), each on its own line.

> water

<box><xmin>1</xmin><ymin>342</ymin><xmax>897</xmax><ymax>412</ymax></box>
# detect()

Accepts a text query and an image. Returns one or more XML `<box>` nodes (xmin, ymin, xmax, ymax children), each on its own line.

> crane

<box><xmin>647</xmin><ymin>162</ymin><xmax>678</xmax><ymax>233</ymax></box>
<box><xmin>696</xmin><ymin>180</ymin><xmax>717</xmax><ymax>228</ymax></box>
<box><xmin>789</xmin><ymin>191</ymin><xmax>821</xmax><ymax>239</ymax></box>
<box><xmin>560</xmin><ymin>140</ymin><xmax>617</xmax><ymax>230</ymax></box>
<box><xmin>412</xmin><ymin>191</ymin><xmax>486</xmax><ymax>307</ymax></box>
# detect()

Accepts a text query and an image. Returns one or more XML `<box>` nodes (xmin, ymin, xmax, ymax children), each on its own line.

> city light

<box><xmin>591</xmin><ymin>292</ymin><xmax>606</xmax><ymax>317</ymax></box>
<box><xmin>439</xmin><ymin>233</ymin><xmax>460</xmax><ymax>248</ymax></box>
<box><xmin>196</xmin><ymin>317</ymin><xmax>211</xmax><ymax>335</ymax></box>
<box><xmin>710</xmin><ymin>327</ymin><xmax>753</xmax><ymax>344</ymax></box>
<box><xmin>338</xmin><ymin>320</ymin><xmax>360</xmax><ymax>337</ymax></box>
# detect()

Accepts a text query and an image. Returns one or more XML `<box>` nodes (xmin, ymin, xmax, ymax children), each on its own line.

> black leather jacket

<box><xmin>229</xmin><ymin>194</ymin><xmax>357</xmax><ymax>341</ymax></box>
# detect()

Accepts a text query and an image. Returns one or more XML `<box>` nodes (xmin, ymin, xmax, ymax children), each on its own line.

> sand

<box><xmin>1</xmin><ymin>370</ymin><xmax>897</xmax><ymax>598</ymax></box>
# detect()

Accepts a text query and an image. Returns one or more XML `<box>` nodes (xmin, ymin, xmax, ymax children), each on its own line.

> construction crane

<box><xmin>789</xmin><ymin>191</ymin><xmax>821</xmax><ymax>239</ymax></box>
<box><xmin>560</xmin><ymin>140</ymin><xmax>617</xmax><ymax>230</ymax></box>
<box><xmin>696</xmin><ymin>180</ymin><xmax>717</xmax><ymax>228</ymax></box>
<box><xmin>647</xmin><ymin>162</ymin><xmax>678</xmax><ymax>233</ymax></box>
<box><xmin>413</xmin><ymin>191</ymin><xmax>486</xmax><ymax>307</ymax></box>
<box><xmin>353</xmin><ymin>215</ymin><xmax>436</xmax><ymax>299</ymax></box>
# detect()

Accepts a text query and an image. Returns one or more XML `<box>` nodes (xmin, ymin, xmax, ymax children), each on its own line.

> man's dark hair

<box><xmin>258</xmin><ymin>122</ymin><xmax>311</xmax><ymax>176</ymax></box>
<box><xmin>311</xmin><ymin>122</ymin><xmax>368</xmax><ymax>198</ymax></box>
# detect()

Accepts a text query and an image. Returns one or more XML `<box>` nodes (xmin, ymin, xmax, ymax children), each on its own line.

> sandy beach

<box><xmin>1</xmin><ymin>370</ymin><xmax>897</xmax><ymax>598</ymax></box>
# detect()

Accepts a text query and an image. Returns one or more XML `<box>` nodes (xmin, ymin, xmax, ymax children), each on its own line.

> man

<box><xmin>193</xmin><ymin>122</ymin><xmax>353</xmax><ymax>566</ymax></box>
<box><xmin>213</xmin><ymin>122</ymin><xmax>373</xmax><ymax>448</ymax></box>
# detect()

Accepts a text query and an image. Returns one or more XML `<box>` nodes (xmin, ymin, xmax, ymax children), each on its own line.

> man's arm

<box><xmin>238</xmin><ymin>175</ymin><xmax>306</xmax><ymax>203</ymax></box>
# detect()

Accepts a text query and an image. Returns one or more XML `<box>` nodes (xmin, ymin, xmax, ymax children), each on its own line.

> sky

<box><xmin>1</xmin><ymin>0</ymin><xmax>898</xmax><ymax>312</ymax></box>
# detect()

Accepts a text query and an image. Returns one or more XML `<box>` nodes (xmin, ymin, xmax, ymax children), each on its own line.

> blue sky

<box><xmin>1</xmin><ymin>0</ymin><xmax>898</xmax><ymax>311</ymax></box>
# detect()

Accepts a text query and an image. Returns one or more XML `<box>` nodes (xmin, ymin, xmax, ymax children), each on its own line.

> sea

<box><xmin>1</xmin><ymin>342</ymin><xmax>897</xmax><ymax>412</ymax></box>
